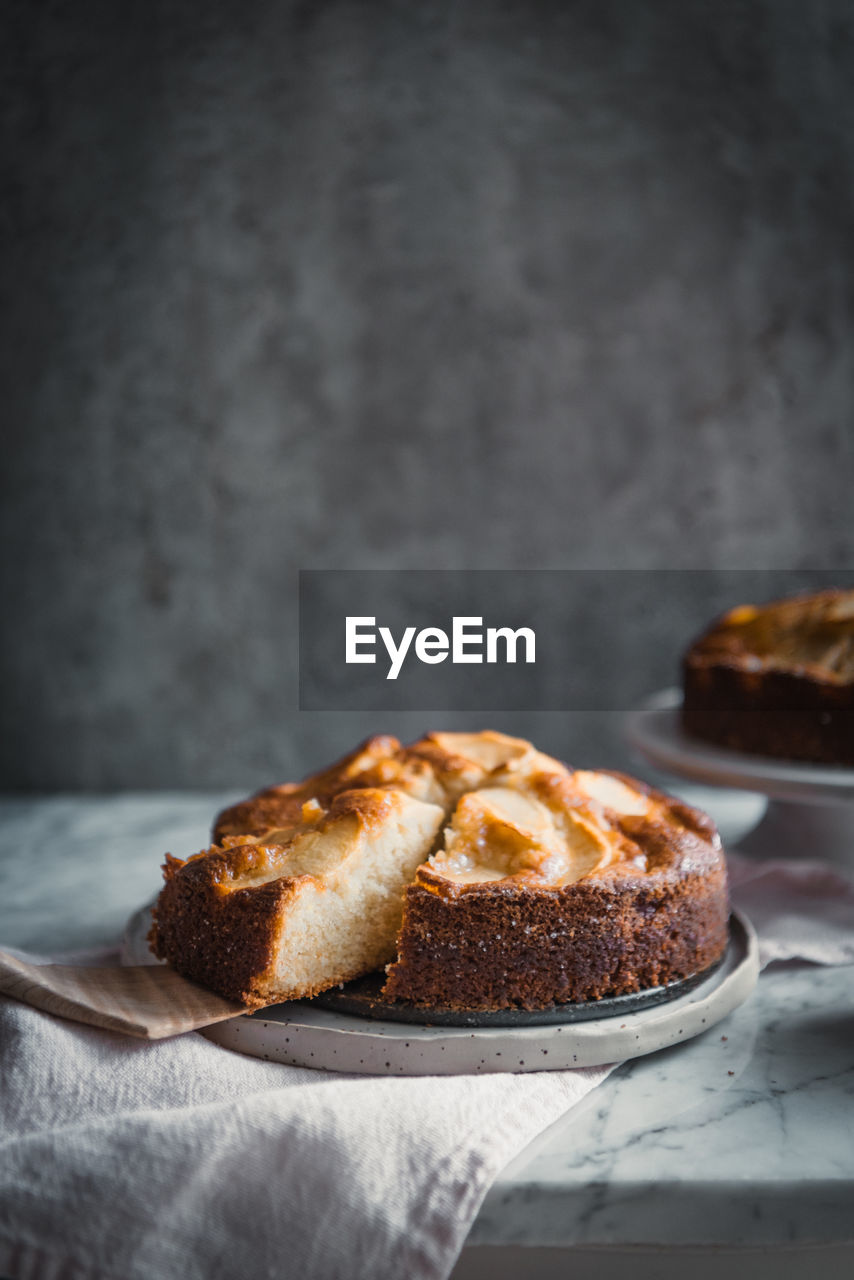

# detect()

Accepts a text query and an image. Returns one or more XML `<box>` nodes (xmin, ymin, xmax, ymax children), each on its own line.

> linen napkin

<box><xmin>2</xmin><ymin>859</ymin><xmax>853</xmax><ymax>1280</ymax></box>
<box><xmin>0</xmin><ymin>944</ymin><xmax>245</xmax><ymax>1038</ymax></box>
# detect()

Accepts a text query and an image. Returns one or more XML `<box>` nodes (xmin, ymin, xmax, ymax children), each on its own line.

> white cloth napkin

<box><xmin>2</xmin><ymin>858</ymin><xmax>854</xmax><ymax>1280</ymax></box>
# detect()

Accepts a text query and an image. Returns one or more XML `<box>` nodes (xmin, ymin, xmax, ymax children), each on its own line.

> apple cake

<box><xmin>151</xmin><ymin>731</ymin><xmax>729</xmax><ymax>1012</ymax></box>
<box><xmin>682</xmin><ymin>588</ymin><xmax>854</xmax><ymax>765</ymax></box>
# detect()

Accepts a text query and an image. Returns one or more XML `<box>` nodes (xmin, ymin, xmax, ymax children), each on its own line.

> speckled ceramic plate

<box><xmin>123</xmin><ymin>902</ymin><xmax>758</xmax><ymax>1075</ymax></box>
<box><xmin>202</xmin><ymin>914</ymin><xmax>757</xmax><ymax>1074</ymax></box>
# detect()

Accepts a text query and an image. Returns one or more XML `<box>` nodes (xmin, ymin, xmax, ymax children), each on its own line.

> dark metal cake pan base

<box><xmin>309</xmin><ymin>948</ymin><xmax>727</xmax><ymax>1027</ymax></box>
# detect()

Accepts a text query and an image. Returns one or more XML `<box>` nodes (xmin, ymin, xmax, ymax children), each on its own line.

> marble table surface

<box><xmin>2</xmin><ymin>786</ymin><xmax>853</xmax><ymax>1261</ymax></box>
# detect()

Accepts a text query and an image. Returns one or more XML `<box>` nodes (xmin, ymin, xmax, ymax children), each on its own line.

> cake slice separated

<box><xmin>150</xmin><ymin>788</ymin><xmax>445</xmax><ymax>1008</ymax></box>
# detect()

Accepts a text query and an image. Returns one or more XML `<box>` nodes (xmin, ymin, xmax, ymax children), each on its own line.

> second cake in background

<box><xmin>682</xmin><ymin>588</ymin><xmax>854</xmax><ymax>765</ymax></box>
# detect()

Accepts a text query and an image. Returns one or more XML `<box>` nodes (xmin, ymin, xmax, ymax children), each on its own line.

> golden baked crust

<box><xmin>212</xmin><ymin>730</ymin><xmax>564</xmax><ymax>842</ymax></box>
<box><xmin>682</xmin><ymin>588</ymin><xmax>854</xmax><ymax>765</ymax></box>
<box><xmin>382</xmin><ymin>762</ymin><xmax>728</xmax><ymax>1011</ymax></box>
<box><xmin>212</xmin><ymin>736</ymin><xmax>404</xmax><ymax>841</ymax></box>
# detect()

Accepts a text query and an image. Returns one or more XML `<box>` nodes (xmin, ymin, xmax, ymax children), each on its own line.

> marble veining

<box><xmin>471</xmin><ymin>963</ymin><xmax>854</xmax><ymax>1246</ymax></box>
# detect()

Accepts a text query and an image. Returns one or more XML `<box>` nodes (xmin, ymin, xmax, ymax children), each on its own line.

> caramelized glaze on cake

<box><xmin>212</xmin><ymin>731</ymin><xmax>566</xmax><ymax>842</ymax></box>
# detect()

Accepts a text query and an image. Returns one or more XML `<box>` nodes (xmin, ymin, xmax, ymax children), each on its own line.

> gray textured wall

<box><xmin>2</xmin><ymin>0</ymin><xmax>853</xmax><ymax>790</ymax></box>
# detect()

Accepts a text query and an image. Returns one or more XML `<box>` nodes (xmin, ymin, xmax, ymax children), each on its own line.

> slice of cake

<box><xmin>682</xmin><ymin>587</ymin><xmax>854</xmax><ymax>765</ymax></box>
<box><xmin>383</xmin><ymin>762</ymin><xmax>728</xmax><ymax>1011</ymax></box>
<box><xmin>150</xmin><ymin>788</ymin><xmax>444</xmax><ymax>1008</ymax></box>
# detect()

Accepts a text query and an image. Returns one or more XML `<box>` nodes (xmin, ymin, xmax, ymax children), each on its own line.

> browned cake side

<box><xmin>150</xmin><ymin>842</ymin><xmax>298</xmax><ymax>1007</ymax></box>
<box><xmin>682</xmin><ymin>589</ymin><xmax>854</xmax><ymax>766</ymax></box>
<box><xmin>383</xmin><ymin>773</ymin><xmax>729</xmax><ymax>1012</ymax></box>
<box><xmin>382</xmin><ymin>873</ymin><xmax>727</xmax><ymax>1011</ymax></box>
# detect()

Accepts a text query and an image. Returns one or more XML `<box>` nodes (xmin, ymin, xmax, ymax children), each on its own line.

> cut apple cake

<box><xmin>150</xmin><ymin>732</ymin><xmax>728</xmax><ymax>1012</ymax></box>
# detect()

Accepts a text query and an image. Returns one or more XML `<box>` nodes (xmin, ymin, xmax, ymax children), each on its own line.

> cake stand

<box><xmin>624</xmin><ymin>689</ymin><xmax>854</xmax><ymax>867</ymax></box>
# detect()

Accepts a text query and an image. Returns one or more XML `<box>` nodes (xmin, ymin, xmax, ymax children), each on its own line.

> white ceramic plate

<box><xmin>124</xmin><ymin>902</ymin><xmax>758</xmax><ymax>1075</ymax></box>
